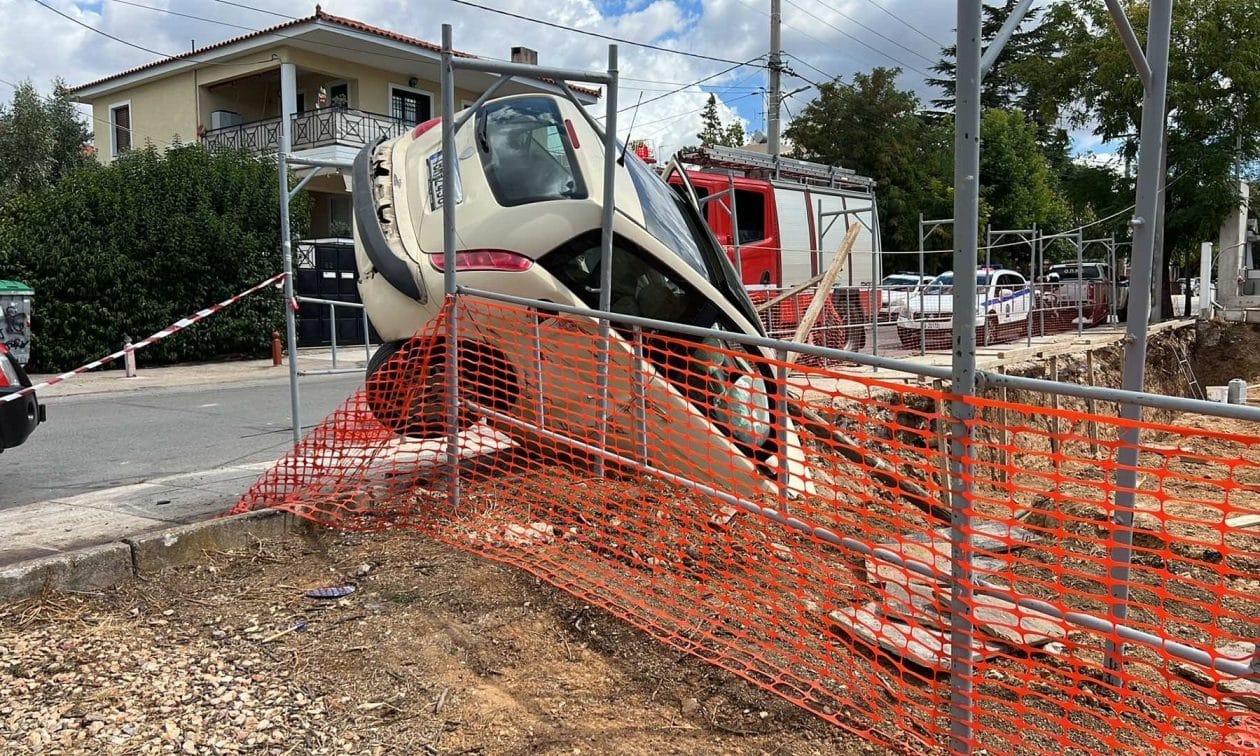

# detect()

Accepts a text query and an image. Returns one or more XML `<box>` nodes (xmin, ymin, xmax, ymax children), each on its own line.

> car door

<box><xmin>997</xmin><ymin>272</ymin><xmax>1030</xmax><ymax>324</ymax></box>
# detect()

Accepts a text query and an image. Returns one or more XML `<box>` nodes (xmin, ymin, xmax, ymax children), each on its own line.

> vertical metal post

<box><xmin>532</xmin><ymin>310</ymin><xmax>546</xmax><ymax>426</ymax></box>
<box><xmin>1110</xmin><ymin>235</ymin><xmax>1119</xmax><ymax>324</ymax></box>
<box><xmin>329</xmin><ymin>301</ymin><xmax>338</xmax><ymax>369</ymax></box>
<box><xmin>1107</xmin><ymin>0</ymin><xmax>1172</xmax><ymax>686</ymax></box>
<box><xmin>1075</xmin><ymin>230</ymin><xmax>1085</xmax><ymax>336</ymax></box>
<box><xmin>277</xmin><ymin>60</ymin><xmax>302</xmax><ymax>447</ymax></box>
<box><xmin>632</xmin><ymin>326</ymin><xmax>648</xmax><ymax>466</ymax></box>
<box><xmin>729</xmin><ymin>174</ymin><xmax>744</xmax><ymax>278</ymax></box>
<box><xmin>1199</xmin><ymin>241</ymin><xmax>1213</xmax><ymax>318</ymax></box>
<box><xmin>595</xmin><ymin>44</ymin><xmax>619</xmax><ymax>478</ymax></box>
<box><xmin>948</xmin><ymin>2</ymin><xmax>983</xmax><ymax>751</ymax></box>
<box><xmin>768</xmin><ymin>0</ymin><xmax>782</xmax><ymax>164</ymax></box>
<box><xmin>440</xmin><ymin>24</ymin><xmax>462</xmax><ymax>508</ymax></box>
<box><xmin>918</xmin><ymin>215</ymin><xmax>928</xmax><ymax>357</ymax></box>
<box><xmin>774</xmin><ymin>348</ymin><xmax>790</xmax><ymax>507</ymax></box>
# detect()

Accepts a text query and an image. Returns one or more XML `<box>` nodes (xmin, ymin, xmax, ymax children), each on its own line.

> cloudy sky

<box><xmin>0</xmin><ymin>0</ymin><xmax>1106</xmax><ymax>160</ymax></box>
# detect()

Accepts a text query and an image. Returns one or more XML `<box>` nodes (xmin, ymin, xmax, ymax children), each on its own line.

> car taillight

<box><xmin>564</xmin><ymin>119</ymin><xmax>580</xmax><ymax>149</ymax></box>
<box><xmin>429</xmin><ymin>249</ymin><xmax>534</xmax><ymax>272</ymax></box>
<box><xmin>412</xmin><ymin>117</ymin><xmax>441</xmax><ymax>139</ymax></box>
<box><xmin>0</xmin><ymin>355</ymin><xmax>18</xmax><ymax>388</ymax></box>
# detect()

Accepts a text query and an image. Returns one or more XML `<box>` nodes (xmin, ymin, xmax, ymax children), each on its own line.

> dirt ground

<box><xmin>0</xmin><ymin>529</ymin><xmax>884</xmax><ymax>756</ymax></box>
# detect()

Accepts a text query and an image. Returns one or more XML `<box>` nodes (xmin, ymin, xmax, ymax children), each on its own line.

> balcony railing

<box><xmin>202</xmin><ymin>108</ymin><xmax>409</xmax><ymax>153</ymax></box>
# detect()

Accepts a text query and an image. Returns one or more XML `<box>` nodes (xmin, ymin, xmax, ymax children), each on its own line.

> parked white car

<box><xmin>895</xmin><ymin>268</ymin><xmax>1033</xmax><ymax>348</ymax></box>
<box><xmin>876</xmin><ymin>273</ymin><xmax>931</xmax><ymax>321</ymax></box>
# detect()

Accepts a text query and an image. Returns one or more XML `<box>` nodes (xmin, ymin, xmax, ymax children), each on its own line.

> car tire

<box><xmin>980</xmin><ymin>313</ymin><xmax>1000</xmax><ymax>346</ymax></box>
<box><xmin>365</xmin><ymin>337</ymin><xmax>518</xmax><ymax>439</ymax></box>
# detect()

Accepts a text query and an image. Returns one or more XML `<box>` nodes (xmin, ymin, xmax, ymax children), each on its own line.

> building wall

<box><xmin>88</xmin><ymin>70</ymin><xmax>198</xmax><ymax>162</ymax></box>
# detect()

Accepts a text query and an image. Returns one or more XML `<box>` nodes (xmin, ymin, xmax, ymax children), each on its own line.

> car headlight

<box><xmin>714</xmin><ymin>373</ymin><xmax>771</xmax><ymax>448</ymax></box>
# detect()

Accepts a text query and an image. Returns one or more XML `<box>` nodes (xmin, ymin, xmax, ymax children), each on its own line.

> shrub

<box><xmin>0</xmin><ymin>143</ymin><xmax>311</xmax><ymax>372</ymax></box>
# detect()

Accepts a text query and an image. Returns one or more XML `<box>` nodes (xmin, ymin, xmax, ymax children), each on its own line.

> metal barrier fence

<box><xmin>234</xmin><ymin>293</ymin><xmax>1260</xmax><ymax>755</ymax></box>
<box><xmin>750</xmin><ymin>278</ymin><xmax>1130</xmax><ymax>362</ymax></box>
<box><xmin>293</xmin><ymin>295</ymin><xmax>371</xmax><ymax>376</ymax></box>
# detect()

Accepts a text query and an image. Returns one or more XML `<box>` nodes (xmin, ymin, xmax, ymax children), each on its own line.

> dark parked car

<box><xmin>0</xmin><ymin>343</ymin><xmax>43</xmax><ymax>451</ymax></box>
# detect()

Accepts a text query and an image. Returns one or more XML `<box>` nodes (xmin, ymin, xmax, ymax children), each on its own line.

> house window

<box><xmin>329</xmin><ymin>194</ymin><xmax>352</xmax><ymax>238</ymax></box>
<box><xmin>390</xmin><ymin>86</ymin><xmax>432</xmax><ymax>127</ymax></box>
<box><xmin>296</xmin><ymin>91</ymin><xmax>306</xmax><ymax>113</ymax></box>
<box><xmin>110</xmin><ymin>103</ymin><xmax>131</xmax><ymax>157</ymax></box>
<box><xmin>327</xmin><ymin>81</ymin><xmax>349</xmax><ymax>108</ymax></box>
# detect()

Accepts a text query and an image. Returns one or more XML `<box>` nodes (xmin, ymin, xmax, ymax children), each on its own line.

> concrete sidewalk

<box><xmin>27</xmin><ymin>345</ymin><xmax>370</xmax><ymax>399</ymax></box>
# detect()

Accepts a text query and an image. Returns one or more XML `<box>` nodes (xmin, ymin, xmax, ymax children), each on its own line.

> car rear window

<box><xmin>476</xmin><ymin>98</ymin><xmax>587</xmax><ymax>206</ymax></box>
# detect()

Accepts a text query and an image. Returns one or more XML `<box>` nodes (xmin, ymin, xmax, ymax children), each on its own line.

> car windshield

<box><xmin>623</xmin><ymin>150</ymin><xmax>714</xmax><ymax>282</ymax></box>
<box><xmin>923</xmin><ymin>272</ymin><xmax>991</xmax><ymax>293</ymax></box>
<box><xmin>1050</xmin><ymin>266</ymin><xmax>1104</xmax><ymax>280</ymax></box>
<box><xmin>881</xmin><ymin>275</ymin><xmax>921</xmax><ymax>288</ymax></box>
<box><xmin>476</xmin><ymin>98</ymin><xmax>587</xmax><ymax>206</ymax></box>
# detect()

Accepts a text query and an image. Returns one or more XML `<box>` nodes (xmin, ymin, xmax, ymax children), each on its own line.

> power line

<box><xmin>27</xmin><ymin>0</ymin><xmax>271</xmax><ymax>69</ymax></box>
<box><xmin>610</xmin><ymin>58</ymin><xmax>765</xmax><ymax>117</ymax></box>
<box><xmin>205</xmin><ymin>0</ymin><xmax>292</xmax><ymax>20</ymax></box>
<box><xmin>851</xmin><ymin>0</ymin><xmax>942</xmax><ymax>50</ymax></box>
<box><xmin>444</xmin><ymin>0</ymin><xmax>768</xmax><ymax>69</ymax></box>
<box><xmin>112</xmin><ymin>0</ymin><xmax>255</xmax><ymax>32</ymax></box>
<box><xmin>781</xmin><ymin>0</ymin><xmax>931</xmax><ymax>78</ymax></box>
<box><xmin>806</xmin><ymin>0</ymin><xmax>937</xmax><ymax>65</ymax></box>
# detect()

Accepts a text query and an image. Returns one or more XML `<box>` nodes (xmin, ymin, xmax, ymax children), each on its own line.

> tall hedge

<box><xmin>0</xmin><ymin>144</ymin><xmax>310</xmax><ymax>372</ymax></box>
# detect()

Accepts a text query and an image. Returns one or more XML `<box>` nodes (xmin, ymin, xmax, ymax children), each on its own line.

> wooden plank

<box><xmin>1085</xmin><ymin>350</ymin><xmax>1099</xmax><ymax>458</ymax></box>
<box><xmin>827</xmin><ymin>604</ymin><xmax>998</xmax><ymax>671</ymax></box>
<box><xmin>787</xmin><ymin>223</ymin><xmax>861</xmax><ymax>363</ymax></box>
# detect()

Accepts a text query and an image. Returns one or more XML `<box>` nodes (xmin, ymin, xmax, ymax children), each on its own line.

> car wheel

<box><xmin>980</xmin><ymin>313</ymin><xmax>1000</xmax><ymax>346</ymax></box>
<box><xmin>365</xmin><ymin>337</ymin><xmax>518</xmax><ymax>439</ymax></box>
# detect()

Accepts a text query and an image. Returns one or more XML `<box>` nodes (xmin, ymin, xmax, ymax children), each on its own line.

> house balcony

<box><xmin>201</xmin><ymin>107</ymin><xmax>409</xmax><ymax>155</ymax></box>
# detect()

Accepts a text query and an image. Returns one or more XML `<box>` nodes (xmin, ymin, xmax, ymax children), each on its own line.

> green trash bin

<box><xmin>0</xmin><ymin>280</ymin><xmax>33</xmax><ymax>367</ymax></box>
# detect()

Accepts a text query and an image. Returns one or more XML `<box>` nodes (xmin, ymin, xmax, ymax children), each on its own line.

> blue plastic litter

<box><xmin>305</xmin><ymin>585</ymin><xmax>356</xmax><ymax>599</ymax></box>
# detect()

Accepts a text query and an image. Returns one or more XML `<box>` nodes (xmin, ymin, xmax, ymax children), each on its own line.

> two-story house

<box><xmin>67</xmin><ymin>6</ymin><xmax>599</xmax><ymax>345</ymax></box>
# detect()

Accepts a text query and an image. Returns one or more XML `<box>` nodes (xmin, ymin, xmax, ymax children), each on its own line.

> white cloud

<box><xmin>2</xmin><ymin>0</ymin><xmax>965</xmax><ymax>156</ymax></box>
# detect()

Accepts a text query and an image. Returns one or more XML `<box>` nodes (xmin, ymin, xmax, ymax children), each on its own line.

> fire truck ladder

<box><xmin>675</xmin><ymin>145</ymin><xmax>875</xmax><ymax>192</ymax></box>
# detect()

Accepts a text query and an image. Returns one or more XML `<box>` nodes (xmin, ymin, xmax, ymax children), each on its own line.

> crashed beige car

<box><xmin>354</xmin><ymin>93</ymin><xmax>811</xmax><ymax>502</ymax></box>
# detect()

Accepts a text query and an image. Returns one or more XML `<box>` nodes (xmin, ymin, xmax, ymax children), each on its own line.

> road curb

<box><xmin>0</xmin><ymin>508</ymin><xmax>309</xmax><ymax>603</ymax></box>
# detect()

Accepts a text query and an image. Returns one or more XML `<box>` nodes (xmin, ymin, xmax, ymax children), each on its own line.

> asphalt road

<box><xmin>3</xmin><ymin>373</ymin><xmax>360</xmax><ymax>510</ymax></box>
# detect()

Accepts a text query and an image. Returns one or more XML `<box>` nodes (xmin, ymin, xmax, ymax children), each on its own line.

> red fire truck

<box><xmin>665</xmin><ymin>145</ymin><xmax>882</xmax><ymax>351</ymax></box>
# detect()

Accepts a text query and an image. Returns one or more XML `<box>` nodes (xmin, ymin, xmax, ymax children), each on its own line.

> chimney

<box><xmin>511</xmin><ymin>46</ymin><xmax>538</xmax><ymax>65</ymax></box>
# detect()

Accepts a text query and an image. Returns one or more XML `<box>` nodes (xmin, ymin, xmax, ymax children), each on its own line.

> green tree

<box><xmin>0</xmin><ymin>144</ymin><xmax>310</xmax><ymax>371</ymax></box>
<box><xmin>0</xmin><ymin>79</ymin><xmax>93</xmax><ymax>202</ymax></box>
<box><xmin>785</xmin><ymin>67</ymin><xmax>953</xmax><ymax>253</ymax></box>
<box><xmin>696</xmin><ymin>94</ymin><xmax>744</xmax><ymax>147</ymax></box>
<box><xmin>1037</xmin><ymin>0</ymin><xmax>1260</xmax><ymax>314</ymax></box>
<box><xmin>979</xmin><ymin>108</ymin><xmax>1071</xmax><ymax>256</ymax></box>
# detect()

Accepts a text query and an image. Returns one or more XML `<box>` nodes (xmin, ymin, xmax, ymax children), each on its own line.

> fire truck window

<box><xmin>733</xmin><ymin>189</ymin><xmax>767</xmax><ymax>244</ymax></box>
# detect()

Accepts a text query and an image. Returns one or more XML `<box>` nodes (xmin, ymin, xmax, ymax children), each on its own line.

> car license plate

<box><xmin>427</xmin><ymin>150</ymin><xmax>462</xmax><ymax>209</ymax></box>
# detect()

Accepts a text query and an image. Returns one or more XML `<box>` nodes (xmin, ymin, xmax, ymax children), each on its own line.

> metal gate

<box><xmin>294</xmin><ymin>240</ymin><xmax>378</xmax><ymax>347</ymax></box>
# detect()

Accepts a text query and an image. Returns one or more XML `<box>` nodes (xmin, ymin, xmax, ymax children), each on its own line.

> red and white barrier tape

<box><xmin>2</xmin><ymin>272</ymin><xmax>287</xmax><ymax>404</ymax></box>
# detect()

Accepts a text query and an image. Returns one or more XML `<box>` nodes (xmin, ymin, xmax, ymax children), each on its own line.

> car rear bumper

<box><xmin>0</xmin><ymin>389</ymin><xmax>42</xmax><ymax>450</ymax></box>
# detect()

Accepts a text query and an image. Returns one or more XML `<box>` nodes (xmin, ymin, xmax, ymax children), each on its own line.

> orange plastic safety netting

<box><xmin>232</xmin><ymin>297</ymin><xmax>1259</xmax><ymax>755</ymax></box>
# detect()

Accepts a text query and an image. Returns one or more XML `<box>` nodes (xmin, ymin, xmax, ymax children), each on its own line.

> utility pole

<box><xmin>768</xmin><ymin>0</ymin><xmax>782</xmax><ymax>166</ymax></box>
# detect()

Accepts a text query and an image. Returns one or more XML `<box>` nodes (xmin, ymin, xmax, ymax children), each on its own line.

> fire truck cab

<box><xmin>664</xmin><ymin>145</ymin><xmax>881</xmax><ymax>350</ymax></box>
<box><xmin>668</xmin><ymin>146</ymin><xmax>880</xmax><ymax>289</ymax></box>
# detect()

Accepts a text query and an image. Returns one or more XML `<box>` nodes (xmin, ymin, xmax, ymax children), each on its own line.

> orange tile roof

<box><xmin>68</xmin><ymin>6</ymin><xmax>601</xmax><ymax>98</ymax></box>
